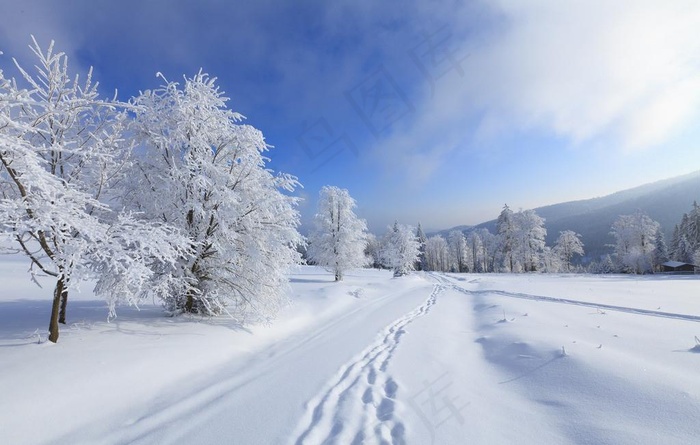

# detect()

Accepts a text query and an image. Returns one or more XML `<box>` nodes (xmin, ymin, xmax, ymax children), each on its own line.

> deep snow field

<box><xmin>1</xmin><ymin>261</ymin><xmax>699</xmax><ymax>445</ymax></box>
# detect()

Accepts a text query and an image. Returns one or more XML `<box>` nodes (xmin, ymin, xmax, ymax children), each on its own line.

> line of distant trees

<box><xmin>402</xmin><ymin>205</ymin><xmax>586</xmax><ymax>274</ymax></box>
<box><xmin>409</xmin><ymin>202</ymin><xmax>700</xmax><ymax>275</ymax></box>
<box><xmin>306</xmin><ymin>193</ymin><xmax>700</xmax><ymax>277</ymax></box>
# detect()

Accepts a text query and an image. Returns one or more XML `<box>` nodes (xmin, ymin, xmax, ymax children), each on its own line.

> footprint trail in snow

<box><xmin>293</xmin><ymin>284</ymin><xmax>445</xmax><ymax>445</ymax></box>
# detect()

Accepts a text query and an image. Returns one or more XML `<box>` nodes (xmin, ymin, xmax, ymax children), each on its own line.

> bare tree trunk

<box><xmin>48</xmin><ymin>276</ymin><xmax>66</xmax><ymax>343</ymax></box>
<box><xmin>185</xmin><ymin>290</ymin><xmax>194</xmax><ymax>313</ymax></box>
<box><xmin>58</xmin><ymin>279</ymin><xmax>69</xmax><ymax>324</ymax></box>
<box><xmin>185</xmin><ymin>259</ymin><xmax>201</xmax><ymax>313</ymax></box>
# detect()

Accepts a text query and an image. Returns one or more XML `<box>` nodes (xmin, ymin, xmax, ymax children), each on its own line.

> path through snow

<box><xmin>292</xmin><ymin>284</ymin><xmax>445</xmax><ymax>445</ymax></box>
<box><xmin>2</xmin><ymin>267</ymin><xmax>700</xmax><ymax>444</ymax></box>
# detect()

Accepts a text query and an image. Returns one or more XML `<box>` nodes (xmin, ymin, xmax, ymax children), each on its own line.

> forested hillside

<box><xmin>440</xmin><ymin>171</ymin><xmax>700</xmax><ymax>261</ymax></box>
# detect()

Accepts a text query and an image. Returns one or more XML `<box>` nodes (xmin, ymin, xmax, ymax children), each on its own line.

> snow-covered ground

<box><xmin>2</xmin><ymin>263</ymin><xmax>699</xmax><ymax>444</ymax></box>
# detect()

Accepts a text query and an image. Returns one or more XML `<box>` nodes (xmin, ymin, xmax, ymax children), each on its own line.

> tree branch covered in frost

<box><xmin>90</xmin><ymin>213</ymin><xmax>189</xmax><ymax>319</ymax></box>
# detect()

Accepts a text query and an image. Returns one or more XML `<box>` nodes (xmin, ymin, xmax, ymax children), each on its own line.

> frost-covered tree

<box><xmin>496</xmin><ymin>204</ymin><xmax>516</xmax><ymax>271</ymax></box>
<box><xmin>307</xmin><ymin>186</ymin><xmax>368</xmax><ymax>281</ymax></box>
<box><xmin>124</xmin><ymin>71</ymin><xmax>303</xmax><ymax>319</ymax></box>
<box><xmin>554</xmin><ymin>230</ymin><xmax>585</xmax><ymax>272</ymax></box>
<box><xmin>415</xmin><ymin>222</ymin><xmax>427</xmax><ymax>271</ymax></box>
<box><xmin>466</xmin><ymin>228</ymin><xmax>498</xmax><ymax>273</ymax></box>
<box><xmin>610</xmin><ymin>210</ymin><xmax>660</xmax><ymax>274</ymax></box>
<box><xmin>684</xmin><ymin>201</ymin><xmax>700</xmax><ymax>250</ymax></box>
<box><xmin>598</xmin><ymin>254</ymin><xmax>617</xmax><ymax>274</ymax></box>
<box><xmin>448</xmin><ymin>230</ymin><xmax>468</xmax><ymax>272</ymax></box>
<box><xmin>381</xmin><ymin>222</ymin><xmax>420</xmax><ymax>277</ymax></box>
<box><xmin>540</xmin><ymin>246</ymin><xmax>564</xmax><ymax>273</ymax></box>
<box><xmin>513</xmin><ymin>209</ymin><xmax>547</xmax><ymax>272</ymax></box>
<box><xmin>670</xmin><ymin>202</ymin><xmax>700</xmax><ymax>263</ymax></box>
<box><xmin>589</xmin><ymin>254</ymin><xmax>616</xmax><ymax>274</ymax></box>
<box><xmin>494</xmin><ymin>206</ymin><xmax>547</xmax><ymax>272</ymax></box>
<box><xmin>676</xmin><ymin>235</ymin><xmax>694</xmax><ymax>264</ymax></box>
<box><xmin>466</xmin><ymin>230</ymin><xmax>482</xmax><ymax>273</ymax></box>
<box><xmin>0</xmin><ymin>38</ymin><xmax>184</xmax><ymax>342</ymax></box>
<box><xmin>480</xmin><ymin>228</ymin><xmax>499</xmax><ymax>273</ymax></box>
<box><xmin>424</xmin><ymin>235</ymin><xmax>450</xmax><ymax>272</ymax></box>
<box><xmin>694</xmin><ymin>248</ymin><xmax>700</xmax><ymax>267</ymax></box>
<box><xmin>669</xmin><ymin>224</ymin><xmax>681</xmax><ymax>262</ymax></box>
<box><xmin>670</xmin><ymin>215</ymin><xmax>693</xmax><ymax>262</ymax></box>
<box><xmin>652</xmin><ymin>228</ymin><xmax>669</xmax><ymax>272</ymax></box>
<box><xmin>365</xmin><ymin>233</ymin><xmax>383</xmax><ymax>269</ymax></box>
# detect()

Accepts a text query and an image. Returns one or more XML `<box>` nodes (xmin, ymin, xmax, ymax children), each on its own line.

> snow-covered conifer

<box><xmin>600</xmin><ymin>254</ymin><xmax>616</xmax><ymax>274</ymax></box>
<box><xmin>415</xmin><ymin>222</ymin><xmax>427</xmax><ymax>271</ymax></box>
<box><xmin>669</xmin><ymin>224</ymin><xmax>681</xmax><ymax>261</ymax></box>
<box><xmin>496</xmin><ymin>204</ymin><xmax>516</xmax><ymax>271</ymax></box>
<box><xmin>381</xmin><ymin>222</ymin><xmax>420</xmax><ymax>277</ymax></box>
<box><xmin>671</xmin><ymin>202</ymin><xmax>700</xmax><ymax>263</ymax></box>
<box><xmin>652</xmin><ymin>228</ymin><xmax>669</xmax><ymax>272</ymax></box>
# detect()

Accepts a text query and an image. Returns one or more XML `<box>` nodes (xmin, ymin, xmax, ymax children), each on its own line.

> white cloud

<box><xmin>0</xmin><ymin>7</ymin><xmax>64</xmax><ymax>51</ymax></box>
<box><xmin>372</xmin><ymin>0</ymin><xmax>700</xmax><ymax>179</ymax></box>
<box><xmin>4</xmin><ymin>0</ymin><xmax>698</xmax><ymax>183</ymax></box>
<box><xmin>478</xmin><ymin>0</ymin><xmax>700</xmax><ymax>149</ymax></box>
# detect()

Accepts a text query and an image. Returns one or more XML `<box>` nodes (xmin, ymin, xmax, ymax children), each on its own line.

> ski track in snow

<box><xmin>433</xmin><ymin>273</ymin><xmax>700</xmax><ymax>323</ymax></box>
<box><xmin>293</xmin><ymin>284</ymin><xmax>445</xmax><ymax>445</ymax></box>
<box><xmin>103</xmin><ymin>286</ymin><xmax>412</xmax><ymax>445</ymax></box>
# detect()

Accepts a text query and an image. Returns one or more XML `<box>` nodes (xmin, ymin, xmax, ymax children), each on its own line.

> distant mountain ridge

<box><xmin>435</xmin><ymin>170</ymin><xmax>700</xmax><ymax>261</ymax></box>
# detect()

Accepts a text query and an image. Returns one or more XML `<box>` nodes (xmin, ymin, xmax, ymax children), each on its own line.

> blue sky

<box><xmin>2</xmin><ymin>1</ymin><xmax>700</xmax><ymax>233</ymax></box>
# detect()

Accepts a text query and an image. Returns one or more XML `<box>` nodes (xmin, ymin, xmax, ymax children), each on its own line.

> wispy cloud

<box><xmin>3</xmin><ymin>0</ymin><xmax>698</xmax><ymax>204</ymax></box>
<box><xmin>0</xmin><ymin>4</ymin><xmax>78</xmax><ymax>68</ymax></box>
<box><xmin>370</xmin><ymin>0</ymin><xmax>700</xmax><ymax>179</ymax></box>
